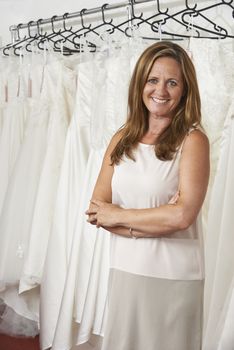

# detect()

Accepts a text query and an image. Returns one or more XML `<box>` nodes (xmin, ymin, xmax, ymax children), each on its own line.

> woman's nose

<box><xmin>156</xmin><ymin>81</ymin><xmax>167</xmax><ymax>95</ymax></box>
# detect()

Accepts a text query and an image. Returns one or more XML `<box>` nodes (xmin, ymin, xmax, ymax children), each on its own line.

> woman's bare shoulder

<box><xmin>183</xmin><ymin>128</ymin><xmax>209</xmax><ymax>151</ymax></box>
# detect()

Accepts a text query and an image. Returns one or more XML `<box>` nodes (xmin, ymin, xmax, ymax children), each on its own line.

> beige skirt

<box><xmin>101</xmin><ymin>269</ymin><xmax>203</xmax><ymax>350</ymax></box>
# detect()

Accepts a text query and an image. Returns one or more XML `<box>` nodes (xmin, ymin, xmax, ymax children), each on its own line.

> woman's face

<box><xmin>142</xmin><ymin>56</ymin><xmax>184</xmax><ymax>121</ymax></box>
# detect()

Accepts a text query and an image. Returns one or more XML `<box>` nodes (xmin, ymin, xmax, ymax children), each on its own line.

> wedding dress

<box><xmin>203</xmin><ymin>95</ymin><xmax>234</xmax><ymax>350</ymax></box>
<box><xmin>19</xmin><ymin>60</ymin><xmax>77</xmax><ymax>293</ymax></box>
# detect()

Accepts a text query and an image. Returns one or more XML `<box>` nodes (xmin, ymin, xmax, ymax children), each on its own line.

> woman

<box><xmin>86</xmin><ymin>41</ymin><xmax>209</xmax><ymax>350</ymax></box>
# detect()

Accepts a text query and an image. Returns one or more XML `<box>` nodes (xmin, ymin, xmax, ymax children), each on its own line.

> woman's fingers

<box><xmin>85</xmin><ymin>199</ymin><xmax>100</xmax><ymax>215</ymax></box>
<box><xmin>87</xmin><ymin>214</ymin><xmax>97</xmax><ymax>224</ymax></box>
<box><xmin>85</xmin><ymin>208</ymin><xmax>96</xmax><ymax>215</ymax></box>
<box><xmin>86</xmin><ymin>200</ymin><xmax>121</xmax><ymax>227</ymax></box>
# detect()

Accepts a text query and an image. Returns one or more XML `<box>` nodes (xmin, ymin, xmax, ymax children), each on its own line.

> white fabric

<box><xmin>0</xmin><ymin>77</ymin><xmax>51</xmax><ymax>287</ymax></box>
<box><xmin>218</xmin><ymin>281</ymin><xmax>234</xmax><ymax>350</ymax></box>
<box><xmin>0</xmin><ymin>99</ymin><xmax>28</xmax><ymax>215</ymax></box>
<box><xmin>40</xmin><ymin>58</ymin><xmax>96</xmax><ymax>349</ymax></box>
<box><xmin>0</xmin><ymin>57</ymin><xmax>73</xmax><ymax>336</ymax></box>
<box><xmin>101</xmin><ymin>270</ymin><xmax>203</xmax><ymax>350</ymax></box>
<box><xmin>19</xmin><ymin>62</ymin><xmax>76</xmax><ymax>293</ymax></box>
<box><xmin>190</xmin><ymin>38</ymin><xmax>234</xmax><ymax>216</ymax></box>
<box><xmin>111</xmin><ymin>142</ymin><xmax>204</xmax><ymax>280</ymax></box>
<box><xmin>203</xmin><ymin>96</ymin><xmax>234</xmax><ymax>350</ymax></box>
<box><xmin>111</xmin><ymin>235</ymin><xmax>203</xmax><ymax>280</ymax></box>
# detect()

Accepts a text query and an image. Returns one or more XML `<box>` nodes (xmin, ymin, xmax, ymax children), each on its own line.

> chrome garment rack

<box><xmin>2</xmin><ymin>0</ymin><xmax>234</xmax><ymax>55</ymax></box>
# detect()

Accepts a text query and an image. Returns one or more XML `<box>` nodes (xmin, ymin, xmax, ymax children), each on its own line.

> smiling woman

<box><xmin>143</xmin><ymin>56</ymin><xmax>184</xmax><ymax>119</ymax></box>
<box><xmin>86</xmin><ymin>41</ymin><xmax>209</xmax><ymax>350</ymax></box>
<box><xmin>141</xmin><ymin>56</ymin><xmax>185</xmax><ymax>144</ymax></box>
<box><xmin>107</xmin><ymin>41</ymin><xmax>202</xmax><ymax>164</ymax></box>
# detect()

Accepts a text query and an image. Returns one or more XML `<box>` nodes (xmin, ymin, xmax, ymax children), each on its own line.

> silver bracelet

<box><xmin>129</xmin><ymin>227</ymin><xmax>137</xmax><ymax>239</ymax></box>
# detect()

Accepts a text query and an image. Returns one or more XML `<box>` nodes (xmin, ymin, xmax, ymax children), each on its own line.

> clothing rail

<box><xmin>8</xmin><ymin>0</ymin><xmax>234</xmax><ymax>35</ymax></box>
<box><xmin>2</xmin><ymin>0</ymin><xmax>234</xmax><ymax>56</ymax></box>
<box><xmin>9</xmin><ymin>0</ymin><xmax>145</xmax><ymax>32</ymax></box>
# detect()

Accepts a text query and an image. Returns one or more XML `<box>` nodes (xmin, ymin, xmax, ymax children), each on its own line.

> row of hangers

<box><xmin>1</xmin><ymin>0</ymin><xmax>234</xmax><ymax>56</ymax></box>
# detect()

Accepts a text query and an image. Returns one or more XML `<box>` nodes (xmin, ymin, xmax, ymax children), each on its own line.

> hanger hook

<box><xmin>63</xmin><ymin>12</ymin><xmax>73</xmax><ymax>31</ymax></box>
<box><xmin>129</xmin><ymin>0</ymin><xmax>143</xmax><ymax>20</ymax></box>
<box><xmin>15</xmin><ymin>23</ymin><xmax>22</xmax><ymax>41</ymax></box>
<box><xmin>51</xmin><ymin>15</ymin><xmax>61</xmax><ymax>34</ymax></box>
<box><xmin>80</xmin><ymin>9</ymin><xmax>92</xmax><ymax>30</ymax></box>
<box><xmin>150</xmin><ymin>17</ymin><xmax>166</xmax><ymax>38</ymax></box>
<box><xmin>36</xmin><ymin>18</ymin><xmax>44</xmax><ymax>36</ymax></box>
<box><xmin>181</xmin><ymin>12</ymin><xmax>200</xmax><ymax>37</ymax></box>
<box><xmin>101</xmin><ymin>4</ymin><xmax>113</xmax><ymax>24</ymax></box>
<box><xmin>27</xmin><ymin>21</ymin><xmax>36</xmax><ymax>38</ymax></box>
<box><xmin>185</xmin><ymin>0</ymin><xmax>197</xmax><ymax>10</ymax></box>
<box><xmin>156</xmin><ymin>0</ymin><xmax>169</xmax><ymax>14</ymax></box>
<box><xmin>3</xmin><ymin>45</ymin><xmax>11</xmax><ymax>56</ymax></box>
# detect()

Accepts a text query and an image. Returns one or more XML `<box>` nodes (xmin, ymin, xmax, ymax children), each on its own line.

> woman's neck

<box><xmin>141</xmin><ymin>115</ymin><xmax>172</xmax><ymax>144</ymax></box>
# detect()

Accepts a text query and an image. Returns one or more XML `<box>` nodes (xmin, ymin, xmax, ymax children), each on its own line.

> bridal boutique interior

<box><xmin>0</xmin><ymin>0</ymin><xmax>234</xmax><ymax>349</ymax></box>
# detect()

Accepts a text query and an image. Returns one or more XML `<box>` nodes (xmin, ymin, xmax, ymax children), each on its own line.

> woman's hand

<box><xmin>85</xmin><ymin>199</ymin><xmax>123</xmax><ymax>228</ymax></box>
<box><xmin>85</xmin><ymin>201</ymin><xmax>99</xmax><ymax>225</ymax></box>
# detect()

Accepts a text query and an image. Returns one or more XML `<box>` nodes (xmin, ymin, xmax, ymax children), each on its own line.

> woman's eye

<box><xmin>168</xmin><ymin>80</ymin><xmax>177</xmax><ymax>87</ymax></box>
<box><xmin>148</xmin><ymin>78</ymin><xmax>158</xmax><ymax>84</ymax></box>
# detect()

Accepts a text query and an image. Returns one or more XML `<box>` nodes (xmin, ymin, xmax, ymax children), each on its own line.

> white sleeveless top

<box><xmin>111</xmin><ymin>141</ymin><xmax>204</xmax><ymax>280</ymax></box>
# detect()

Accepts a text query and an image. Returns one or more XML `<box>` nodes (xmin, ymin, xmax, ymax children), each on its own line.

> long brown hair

<box><xmin>111</xmin><ymin>41</ymin><xmax>201</xmax><ymax>164</ymax></box>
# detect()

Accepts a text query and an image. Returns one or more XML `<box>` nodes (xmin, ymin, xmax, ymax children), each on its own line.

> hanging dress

<box><xmin>189</xmin><ymin>39</ymin><xmax>233</xmax><ymax>218</ymax></box>
<box><xmin>40</xmin><ymin>56</ymin><xmax>95</xmax><ymax>350</ymax></box>
<box><xmin>0</xmin><ymin>60</ymin><xmax>60</xmax><ymax>336</ymax></box>
<box><xmin>0</xmin><ymin>98</ymin><xmax>29</xmax><ymax>215</ymax></box>
<box><xmin>19</xmin><ymin>60</ymin><xmax>77</xmax><ymax>293</ymax></box>
<box><xmin>0</xmin><ymin>62</ymin><xmax>56</xmax><ymax>288</ymax></box>
<box><xmin>48</xmin><ymin>52</ymin><xmax>111</xmax><ymax>350</ymax></box>
<box><xmin>0</xmin><ymin>57</ymin><xmax>29</xmax><ymax>215</ymax></box>
<box><xmin>202</xmin><ymin>96</ymin><xmax>234</xmax><ymax>350</ymax></box>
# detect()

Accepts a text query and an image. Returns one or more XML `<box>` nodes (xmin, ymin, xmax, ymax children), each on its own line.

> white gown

<box><xmin>47</xmin><ymin>54</ymin><xmax>110</xmax><ymax>349</ymax></box>
<box><xmin>40</xmin><ymin>57</ymin><xmax>95</xmax><ymax>350</ymax></box>
<box><xmin>0</xmin><ymin>57</ymin><xmax>45</xmax><ymax>337</ymax></box>
<box><xmin>0</xmin><ymin>55</ymin><xmax>43</xmax><ymax>217</ymax></box>
<box><xmin>0</xmin><ymin>61</ymin><xmax>62</xmax><ymax>335</ymax></box>
<box><xmin>0</xmin><ymin>99</ymin><xmax>27</xmax><ymax>215</ymax></box>
<box><xmin>190</xmin><ymin>39</ymin><xmax>234</xmax><ymax>215</ymax></box>
<box><xmin>0</xmin><ymin>63</ymin><xmax>55</xmax><ymax>288</ymax></box>
<box><xmin>19</xmin><ymin>61</ymin><xmax>77</xmax><ymax>293</ymax></box>
<box><xmin>202</xmin><ymin>96</ymin><xmax>234</xmax><ymax>350</ymax></box>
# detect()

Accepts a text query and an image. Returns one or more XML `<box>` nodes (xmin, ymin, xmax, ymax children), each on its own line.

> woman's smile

<box><xmin>143</xmin><ymin>56</ymin><xmax>184</xmax><ymax>120</ymax></box>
